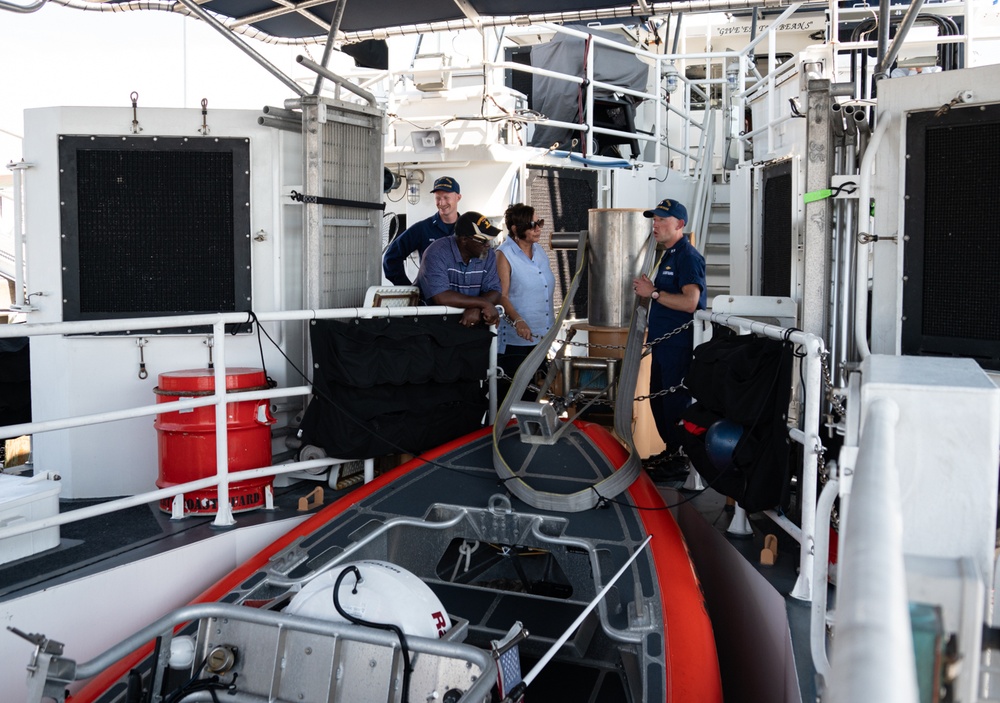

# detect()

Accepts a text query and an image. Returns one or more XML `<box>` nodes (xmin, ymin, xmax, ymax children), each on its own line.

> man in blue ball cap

<box><xmin>632</xmin><ymin>198</ymin><xmax>707</xmax><ymax>481</ymax></box>
<box><xmin>382</xmin><ymin>176</ymin><xmax>462</xmax><ymax>285</ymax></box>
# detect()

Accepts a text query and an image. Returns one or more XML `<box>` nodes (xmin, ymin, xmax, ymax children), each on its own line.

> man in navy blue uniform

<box><xmin>416</xmin><ymin>211</ymin><xmax>503</xmax><ymax>328</ymax></box>
<box><xmin>632</xmin><ymin>199</ymin><xmax>707</xmax><ymax>479</ymax></box>
<box><xmin>382</xmin><ymin>175</ymin><xmax>462</xmax><ymax>285</ymax></box>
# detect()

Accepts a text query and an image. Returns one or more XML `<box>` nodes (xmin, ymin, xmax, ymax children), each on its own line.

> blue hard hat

<box><xmin>705</xmin><ymin>419</ymin><xmax>744</xmax><ymax>471</ymax></box>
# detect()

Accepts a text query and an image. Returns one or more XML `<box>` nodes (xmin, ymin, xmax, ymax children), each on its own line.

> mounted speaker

<box><xmin>410</xmin><ymin>128</ymin><xmax>445</xmax><ymax>155</ymax></box>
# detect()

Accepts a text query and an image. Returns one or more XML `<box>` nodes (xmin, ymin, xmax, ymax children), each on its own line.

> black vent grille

<box><xmin>761</xmin><ymin>162</ymin><xmax>792</xmax><ymax>298</ymax></box>
<box><xmin>903</xmin><ymin>104</ymin><xmax>1000</xmax><ymax>369</ymax></box>
<box><xmin>60</xmin><ymin>136</ymin><xmax>251</xmax><ymax>331</ymax></box>
<box><xmin>527</xmin><ymin>166</ymin><xmax>597</xmax><ymax>319</ymax></box>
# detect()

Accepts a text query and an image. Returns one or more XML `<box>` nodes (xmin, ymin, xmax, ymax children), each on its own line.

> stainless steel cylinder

<box><xmin>587</xmin><ymin>208</ymin><xmax>650</xmax><ymax>328</ymax></box>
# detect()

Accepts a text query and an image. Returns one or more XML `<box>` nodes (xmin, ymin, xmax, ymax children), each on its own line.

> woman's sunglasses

<box><xmin>528</xmin><ymin>218</ymin><xmax>545</xmax><ymax>230</ymax></box>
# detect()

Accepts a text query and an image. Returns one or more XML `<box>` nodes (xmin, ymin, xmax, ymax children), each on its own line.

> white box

<box><xmin>859</xmin><ymin>355</ymin><xmax>1000</xmax><ymax>586</ymax></box>
<box><xmin>0</xmin><ymin>473</ymin><xmax>61</xmax><ymax>565</ymax></box>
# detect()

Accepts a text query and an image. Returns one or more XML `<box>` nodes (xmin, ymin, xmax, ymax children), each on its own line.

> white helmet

<box><xmin>286</xmin><ymin>560</ymin><xmax>451</xmax><ymax>639</ymax></box>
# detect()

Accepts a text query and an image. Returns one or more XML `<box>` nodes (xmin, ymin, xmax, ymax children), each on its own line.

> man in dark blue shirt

<box><xmin>382</xmin><ymin>176</ymin><xmax>462</xmax><ymax>285</ymax></box>
<box><xmin>417</xmin><ymin>211</ymin><xmax>503</xmax><ymax>328</ymax></box>
<box><xmin>632</xmin><ymin>199</ymin><xmax>707</xmax><ymax>478</ymax></box>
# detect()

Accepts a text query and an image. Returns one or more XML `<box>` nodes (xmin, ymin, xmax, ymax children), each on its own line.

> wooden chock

<box><xmin>760</xmin><ymin>533</ymin><xmax>778</xmax><ymax>566</ymax></box>
<box><xmin>298</xmin><ymin>486</ymin><xmax>324</xmax><ymax>512</ymax></box>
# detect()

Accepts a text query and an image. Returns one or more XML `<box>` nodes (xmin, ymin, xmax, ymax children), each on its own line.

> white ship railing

<box><xmin>365</xmin><ymin>20</ymin><xmax>783</xmax><ymax>175</ymax></box>
<box><xmin>696</xmin><ymin>312</ymin><xmax>922</xmax><ymax>697</ymax></box>
<box><xmin>828</xmin><ymin>397</ymin><xmax>919</xmax><ymax>702</ymax></box>
<box><xmin>0</xmin><ymin>306</ymin><xmax>496</xmax><ymax>537</ymax></box>
<box><xmin>693</xmin><ymin>310</ymin><xmax>825</xmax><ymax>602</ymax></box>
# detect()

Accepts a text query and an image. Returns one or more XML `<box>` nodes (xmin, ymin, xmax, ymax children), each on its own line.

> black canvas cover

<box><xmin>298</xmin><ymin>316</ymin><xmax>492</xmax><ymax>459</ymax></box>
<box><xmin>528</xmin><ymin>25</ymin><xmax>649</xmax><ymax>152</ymax></box>
<box><xmin>680</xmin><ymin>326</ymin><xmax>794</xmax><ymax>513</ymax></box>
<box><xmin>0</xmin><ymin>337</ymin><xmax>31</xmax><ymax>426</ymax></box>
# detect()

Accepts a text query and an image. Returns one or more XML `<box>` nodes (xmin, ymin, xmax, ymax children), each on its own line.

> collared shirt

<box><xmin>416</xmin><ymin>236</ymin><xmax>501</xmax><ymax>302</ymax></box>
<box><xmin>647</xmin><ymin>234</ymin><xmax>707</xmax><ymax>345</ymax></box>
<box><xmin>497</xmin><ymin>238</ymin><xmax>555</xmax><ymax>352</ymax></box>
<box><xmin>382</xmin><ymin>213</ymin><xmax>457</xmax><ymax>286</ymax></box>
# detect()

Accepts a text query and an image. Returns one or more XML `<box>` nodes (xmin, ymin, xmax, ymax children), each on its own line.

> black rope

<box><xmin>290</xmin><ymin>189</ymin><xmax>386</xmax><ymax>211</ymax></box>
<box><xmin>333</xmin><ymin>566</ymin><xmax>413</xmax><ymax>703</ymax></box>
<box><xmin>241</xmin><ymin>311</ymin><xmax>277</xmax><ymax>388</ymax></box>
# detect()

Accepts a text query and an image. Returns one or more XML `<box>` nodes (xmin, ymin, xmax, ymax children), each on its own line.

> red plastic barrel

<box><xmin>154</xmin><ymin>368</ymin><xmax>275</xmax><ymax>515</ymax></box>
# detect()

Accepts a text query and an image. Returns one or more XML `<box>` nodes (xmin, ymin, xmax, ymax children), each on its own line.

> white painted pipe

<box><xmin>829</xmin><ymin>398</ymin><xmax>918</xmax><ymax>703</ymax></box>
<box><xmin>854</xmin><ymin>113</ymin><xmax>891</xmax><ymax>360</ymax></box>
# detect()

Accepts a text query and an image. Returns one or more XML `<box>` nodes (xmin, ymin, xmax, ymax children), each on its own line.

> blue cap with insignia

<box><xmin>643</xmin><ymin>198</ymin><xmax>688</xmax><ymax>222</ymax></box>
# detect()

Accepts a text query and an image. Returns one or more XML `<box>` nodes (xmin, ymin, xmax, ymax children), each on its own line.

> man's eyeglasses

<box><xmin>528</xmin><ymin>218</ymin><xmax>545</xmax><ymax>230</ymax></box>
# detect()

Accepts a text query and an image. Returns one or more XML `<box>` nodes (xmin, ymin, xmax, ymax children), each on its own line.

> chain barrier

<box><xmin>496</xmin><ymin>367</ymin><xmax>685</xmax><ymax>405</ymax></box>
<box><xmin>819</xmin><ymin>350</ymin><xmax>847</xmax><ymax>421</ymax></box>
<box><xmin>557</xmin><ymin>319</ymin><xmax>694</xmax><ymax>352</ymax></box>
<box><xmin>634</xmin><ymin>381</ymin><xmax>686</xmax><ymax>403</ymax></box>
<box><xmin>816</xmin><ymin>351</ymin><xmax>844</xmax><ymax>519</ymax></box>
<box><xmin>499</xmin><ymin>312</ymin><xmax>693</xmax><ymax>353</ymax></box>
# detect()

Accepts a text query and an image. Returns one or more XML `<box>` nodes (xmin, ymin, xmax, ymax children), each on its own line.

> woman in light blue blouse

<box><xmin>496</xmin><ymin>203</ymin><xmax>556</xmax><ymax>399</ymax></box>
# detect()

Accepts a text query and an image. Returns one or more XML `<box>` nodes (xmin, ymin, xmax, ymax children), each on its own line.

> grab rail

<box><xmin>693</xmin><ymin>310</ymin><xmax>825</xmax><ymax>602</ymax></box>
<box><xmin>828</xmin><ymin>398</ymin><xmax>919</xmax><ymax>702</ymax></box>
<box><xmin>61</xmin><ymin>602</ymin><xmax>495</xmax><ymax>701</ymax></box>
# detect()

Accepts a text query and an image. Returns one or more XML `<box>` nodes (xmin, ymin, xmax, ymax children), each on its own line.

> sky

<box><xmin>0</xmin><ymin>4</ymin><xmax>324</xmax><ymax>162</ymax></box>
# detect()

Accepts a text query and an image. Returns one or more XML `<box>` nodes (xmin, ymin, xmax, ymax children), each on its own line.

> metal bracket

<box><xmin>9</xmin><ymin>627</ymin><xmax>75</xmax><ymax>703</ymax></box>
<box><xmin>511</xmin><ymin>401</ymin><xmax>560</xmax><ymax>445</ymax></box>
<box><xmin>199</xmin><ymin>98</ymin><xmax>210</xmax><ymax>135</ymax></box>
<box><xmin>129</xmin><ymin>91</ymin><xmax>142</xmax><ymax>134</ymax></box>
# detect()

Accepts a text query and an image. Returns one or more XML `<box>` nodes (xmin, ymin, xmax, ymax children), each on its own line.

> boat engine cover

<box><xmin>286</xmin><ymin>560</ymin><xmax>451</xmax><ymax>639</ymax></box>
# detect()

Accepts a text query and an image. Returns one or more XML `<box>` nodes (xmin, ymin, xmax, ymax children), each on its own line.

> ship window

<box><xmin>58</xmin><ymin>135</ymin><xmax>251</xmax><ymax>333</ymax></box>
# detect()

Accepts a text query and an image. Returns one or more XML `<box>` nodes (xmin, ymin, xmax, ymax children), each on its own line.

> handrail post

<box><xmin>585</xmin><ymin>35</ymin><xmax>595</xmax><ymax>158</ymax></box>
<box><xmin>212</xmin><ymin>319</ymin><xmax>236</xmax><ymax>527</ymax></box>
<box><xmin>790</xmin><ymin>335</ymin><xmax>823</xmax><ymax>601</ymax></box>
<box><xmin>811</xmin><ymin>473</ymin><xmax>839</xmax><ymax>685</ymax></box>
<box><xmin>489</xmin><ymin>322</ymin><xmax>498</xmax><ymax>424</ymax></box>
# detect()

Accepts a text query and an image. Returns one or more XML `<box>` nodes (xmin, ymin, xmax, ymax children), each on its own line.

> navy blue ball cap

<box><xmin>430</xmin><ymin>176</ymin><xmax>460</xmax><ymax>194</ymax></box>
<box><xmin>643</xmin><ymin>198</ymin><xmax>688</xmax><ymax>222</ymax></box>
<box><xmin>455</xmin><ymin>211</ymin><xmax>501</xmax><ymax>240</ymax></box>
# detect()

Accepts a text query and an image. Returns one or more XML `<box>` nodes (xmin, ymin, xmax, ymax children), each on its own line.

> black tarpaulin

<box><xmin>680</xmin><ymin>326</ymin><xmax>794</xmax><ymax>513</ymax></box>
<box><xmin>528</xmin><ymin>24</ymin><xmax>650</xmax><ymax>152</ymax></box>
<box><xmin>298</xmin><ymin>316</ymin><xmax>492</xmax><ymax>459</ymax></box>
<box><xmin>0</xmin><ymin>337</ymin><xmax>31</xmax><ymax>427</ymax></box>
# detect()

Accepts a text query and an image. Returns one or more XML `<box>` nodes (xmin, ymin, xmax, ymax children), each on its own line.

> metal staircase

<box><xmin>702</xmin><ymin>179</ymin><xmax>731</xmax><ymax>303</ymax></box>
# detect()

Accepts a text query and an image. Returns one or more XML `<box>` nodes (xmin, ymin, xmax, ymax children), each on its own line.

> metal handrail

<box><xmin>0</xmin><ymin>304</ymin><xmax>488</xmax><ymax>534</ymax></box>
<box><xmin>829</xmin><ymin>397</ymin><xmax>919</xmax><ymax>702</ymax></box>
<box><xmin>68</xmin><ymin>602</ymin><xmax>496</xmax><ymax>700</ymax></box>
<box><xmin>694</xmin><ymin>310</ymin><xmax>825</xmax><ymax>602</ymax></box>
<box><xmin>370</xmin><ymin>21</ymin><xmax>754</xmax><ymax>170</ymax></box>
